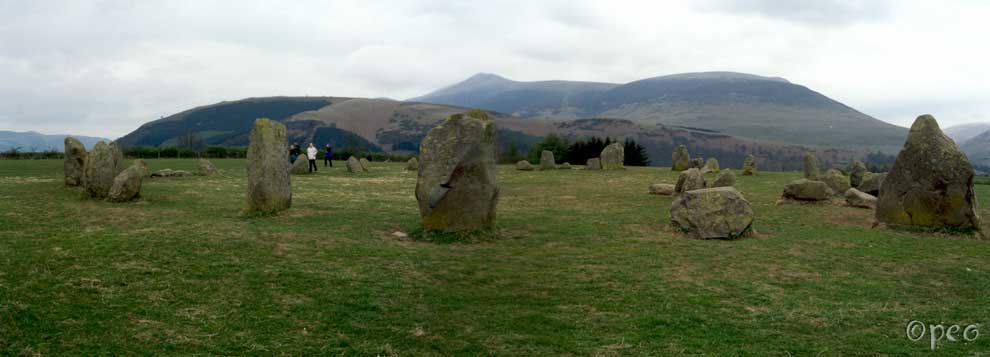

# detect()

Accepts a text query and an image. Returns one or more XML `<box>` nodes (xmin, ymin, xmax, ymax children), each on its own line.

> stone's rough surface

<box><xmin>558</xmin><ymin>162</ymin><xmax>572</xmax><ymax>170</ymax></box>
<box><xmin>711</xmin><ymin>169</ymin><xmax>736</xmax><ymax>188</ymax></box>
<box><xmin>586</xmin><ymin>158</ymin><xmax>602</xmax><ymax>170</ymax></box>
<box><xmin>107</xmin><ymin>165</ymin><xmax>143</xmax><ymax>202</ymax></box>
<box><xmin>360</xmin><ymin>158</ymin><xmax>372</xmax><ymax>171</ymax></box>
<box><xmin>845</xmin><ymin>188</ymin><xmax>877</xmax><ymax>209</ymax></box>
<box><xmin>133</xmin><ymin>159</ymin><xmax>151</xmax><ymax>177</ymax></box>
<box><xmin>539</xmin><ymin>150</ymin><xmax>556</xmax><ymax>170</ymax></box>
<box><xmin>151</xmin><ymin>169</ymin><xmax>193</xmax><ymax>178</ymax></box>
<box><xmin>701</xmin><ymin>158</ymin><xmax>720</xmax><ymax>173</ymax></box>
<box><xmin>803</xmin><ymin>153</ymin><xmax>820</xmax><ymax>179</ymax></box>
<box><xmin>197</xmin><ymin>159</ymin><xmax>219</xmax><ymax>176</ymax></box>
<box><xmin>672</xmin><ymin>145</ymin><xmax>691</xmax><ymax>171</ymax></box>
<box><xmin>290</xmin><ymin>156</ymin><xmax>310</xmax><ymax>174</ymax></box>
<box><xmin>600</xmin><ymin>143</ymin><xmax>624</xmax><ymax>170</ymax></box>
<box><xmin>675</xmin><ymin>168</ymin><xmax>706</xmax><ymax>195</ymax></box>
<box><xmin>690</xmin><ymin>158</ymin><xmax>704</xmax><ymax>169</ymax></box>
<box><xmin>649</xmin><ymin>183</ymin><xmax>676</xmax><ymax>195</ymax></box>
<box><xmin>849</xmin><ymin>160</ymin><xmax>868</xmax><ymax>188</ymax></box>
<box><xmin>415</xmin><ymin>110</ymin><xmax>499</xmax><ymax>232</ymax></box>
<box><xmin>876</xmin><ymin>114</ymin><xmax>981</xmax><ymax>231</ymax></box>
<box><xmin>782</xmin><ymin>178</ymin><xmax>833</xmax><ymax>201</ymax></box>
<box><xmin>669</xmin><ymin>187</ymin><xmax>754</xmax><ymax>239</ymax></box>
<box><xmin>821</xmin><ymin>169</ymin><xmax>851</xmax><ymax>195</ymax></box>
<box><xmin>516</xmin><ymin>160</ymin><xmax>535</xmax><ymax>171</ymax></box>
<box><xmin>406</xmin><ymin>157</ymin><xmax>419</xmax><ymax>171</ymax></box>
<box><xmin>346</xmin><ymin>156</ymin><xmax>362</xmax><ymax>172</ymax></box>
<box><xmin>245</xmin><ymin>118</ymin><xmax>292</xmax><ymax>214</ymax></box>
<box><xmin>858</xmin><ymin>172</ymin><xmax>886</xmax><ymax>196</ymax></box>
<box><xmin>82</xmin><ymin>141</ymin><xmax>124</xmax><ymax>199</ymax></box>
<box><xmin>109</xmin><ymin>142</ymin><xmax>125</xmax><ymax>177</ymax></box>
<box><xmin>742</xmin><ymin>154</ymin><xmax>757</xmax><ymax>176</ymax></box>
<box><xmin>64</xmin><ymin>137</ymin><xmax>87</xmax><ymax>186</ymax></box>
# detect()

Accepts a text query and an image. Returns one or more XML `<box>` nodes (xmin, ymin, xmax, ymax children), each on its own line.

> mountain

<box><xmin>944</xmin><ymin>122</ymin><xmax>990</xmax><ymax>144</ymax></box>
<box><xmin>411</xmin><ymin>72</ymin><xmax>907</xmax><ymax>152</ymax></box>
<box><xmin>0</xmin><ymin>131</ymin><xmax>110</xmax><ymax>152</ymax></box>
<box><xmin>958</xmin><ymin>129</ymin><xmax>990</xmax><ymax>172</ymax></box>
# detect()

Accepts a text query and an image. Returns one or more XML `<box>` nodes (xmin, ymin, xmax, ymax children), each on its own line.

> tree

<box><xmin>528</xmin><ymin>133</ymin><xmax>569</xmax><ymax>163</ymax></box>
<box><xmin>500</xmin><ymin>141</ymin><xmax>524</xmax><ymax>164</ymax></box>
<box><xmin>624</xmin><ymin>138</ymin><xmax>650</xmax><ymax>166</ymax></box>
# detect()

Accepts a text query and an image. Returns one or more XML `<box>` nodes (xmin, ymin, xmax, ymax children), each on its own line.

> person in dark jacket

<box><xmin>324</xmin><ymin>144</ymin><xmax>333</xmax><ymax>167</ymax></box>
<box><xmin>288</xmin><ymin>144</ymin><xmax>299</xmax><ymax>163</ymax></box>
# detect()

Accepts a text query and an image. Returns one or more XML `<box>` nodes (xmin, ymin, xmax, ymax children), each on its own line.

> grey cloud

<box><xmin>693</xmin><ymin>0</ymin><xmax>894</xmax><ymax>26</ymax></box>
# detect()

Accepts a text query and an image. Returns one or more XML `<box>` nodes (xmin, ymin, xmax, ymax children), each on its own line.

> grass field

<box><xmin>2</xmin><ymin>158</ymin><xmax>990</xmax><ymax>354</ymax></box>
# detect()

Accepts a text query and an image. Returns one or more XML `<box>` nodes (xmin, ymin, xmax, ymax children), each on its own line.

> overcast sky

<box><xmin>1</xmin><ymin>0</ymin><xmax>988</xmax><ymax>138</ymax></box>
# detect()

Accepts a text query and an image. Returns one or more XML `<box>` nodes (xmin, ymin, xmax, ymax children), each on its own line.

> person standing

<box><xmin>324</xmin><ymin>143</ymin><xmax>333</xmax><ymax>167</ymax></box>
<box><xmin>306</xmin><ymin>143</ymin><xmax>318</xmax><ymax>173</ymax></box>
<box><xmin>288</xmin><ymin>144</ymin><xmax>298</xmax><ymax>163</ymax></box>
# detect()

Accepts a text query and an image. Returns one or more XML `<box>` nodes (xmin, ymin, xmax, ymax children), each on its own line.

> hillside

<box><xmin>959</xmin><ymin>129</ymin><xmax>990</xmax><ymax>171</ymax></box>
<box><xmin>0</xmin><ymin>131</ymin><xmax>110</xmax><ymax>152</ymax></box>
<box><xmin>411</xmin><ymin>72</ymin><xmax>907</xmax><ymax>152</ymax></box>
<box><xmin>945</xmin><ymin>122</ymin><xmax>990</xmax><ymax>144</ymax></box>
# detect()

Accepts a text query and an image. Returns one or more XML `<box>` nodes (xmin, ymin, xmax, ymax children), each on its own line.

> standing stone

<box><xmin>844</xmin><ymin>188</ymin><xmax>877</xmax><ymax>209</ymax></box>
<box><xmin>849</xmin><ymin>160</ymin><xmax>868</xmax><ymax>188</ymax></box>
<box><xmin>675</xmin><ymin>168</ymin><xmax>706</xmax><ymax>195</ymax></box>
<box><xmin>290</xmin><ymin>155</ymin><xmax>310</xmax><ymax>174</ymax></box>
<box><xmin>820</xmin><ymin>169</ymin><xmax>851</xmax><ymax>195</ymax></box>
<box><xmin>539</xmin><ymin>150</ymin><xmax>556</xmax><ymax>170</ymax></box>
<box><xmin>711</xmin><ymin>169</ymin><xmax>736</xmax><ymax>188</ymax></box>
<box><xmin>346</xmin><ymin>156</ymin><xmax>364</xmax><ymax>172</ymax></box>
<box><xmin>670</xmin><ymin>187</ymin><xmax>754</xmax><ymax>239</ymax></box>
<box><xmin>690</xmin><ymin>158</ymin><xmax>704</xmax><ymax>169</ymax></box>
<box><xmin>701</xmin><ymin>158</ymin><xmax>720</xmax><ymax>173</ymax></box>
<box><xmin>406</xmin><ymin>157</ymin><xmax>419</xmax><ymax>171</ymax></box>
<box><xmin>81</xmin><ymin>141</ymin><xmax>124</xmax><ymax>199</ymax></box>
<box><xmin>109</xmin><ymin>142</ymin><xmax>124</xmax><ymax>177</ymax></box>
<box><xmin>742</xmin><ymin>154</ymin><xmax>757</xmax><ymax>176</ymax></box>
<box><xmin>107</xmin><ymin>165</ymin><xmax>143</xmax><ymax>202</ymax></box>
<box><xmin>197</xmin><ymin>159</ymin><xmax>219</xmax><ymax>176</ymax></box>
<box><xmin>415</xmin><ymin>110</ymin><xmax>499</xmax><ymax>232</ymax></box>
<box><xmin>133</xmin><ymin>159</ymin><xmax>151</xmax><ymax>177</ymax></box>
<box><xmin>671</xmin><ymin>145</ymin><xmax>690</xmax><ymax>171</ymax></box>
<box><xmin>858</xmin><ymin>172</ymin><xmax>886</xmax><ymax>196</ymax></box>
<box><xmin>782</xmin><ymin>178</ymin><xmax>833</xmax><ymax>201</ymax></box>
<box><xmin>245</xmin><ymin>118</ymin><xmax>291</xmax><ymax>214</ymax></box>
<box><xmin>876</xmin><ymin>114</ymin><xmax>981</xmax><ymax>231</ymax></box>
<box><xmin>586</xmin><ymin>158</ymin><xmax>602</xmax><ymax>170</ymax></box>
<box><xmin>360</xmin><ymin>158</ymin><xmax>372</xmax><ymax>171</ymax></box>
<box><xmin>64</xmin><ymin>137</ymin><xmax>87</xmax><ymax>187</ymax></box>
<box><xmin>600</xmin><ymin>143</ymin><xmax>624</xmax><ymax>170</ymax></box>
<box><xmin>516</xmin><ymin>160</ymin><xmax>535</xmax><ymax>171</ymax></box>
<box><xmin>803</xmin><ymin>153</ymin><xmax>820</xmax><ymax>179</ymax></box>
<box><xmin>649</xmin><ymin>183</ymin><xmax>676</xmax><ymax>195</ymax></box>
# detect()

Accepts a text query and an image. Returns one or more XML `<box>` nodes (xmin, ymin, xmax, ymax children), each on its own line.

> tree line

<box><xmin>500</xmin><ymin>134</ymin><xmax>650</xmax><ymax>166</ymax></box>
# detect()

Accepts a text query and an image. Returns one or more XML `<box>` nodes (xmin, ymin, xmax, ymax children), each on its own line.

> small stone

<box><xmin>516</xmin><ymin>160</ymin><xmax>535</xmax><ymax>171</ymax></box>
<box><xmin>539</xmin><ymin>150</ymin><xmax>556</xmax><ymax>170</ymax></box>
<box><xmin>669</xmin><ymin>187</ymin><xmax>754</xmax><ymax>239</ymax></box>
<box><xmin>406</xmin><ymin>157</ymin><xmax>419</xmax><ymax>171</ymax></box>
<box><xmin>711</xmin><ymin>169</ymin><xmax>736</xmax><ymax>188</ymax></box>
<box><xmin>782</xmin><ymin>178</ymin><xmax>833</xmax><ymax>201</ymax></box>
<box><xmin>741</xmin><ymin>154</ymin><xmax>757</xmax><ymax>176</ymax></box>
<box><xmin>820</xmin><ymin>169</ymin><xmax>851</xmax><ymax>195</ymax></box>
<box><xmin>803</xmin><ymin>153</ymin><xmax>820</xmax><ymax>179</ymax></box>
<box><xmin>586</xmin><ymin>158</ymin><xmax>601</xmax><ymax>170</ymax></box>
<box><xmin>197</xmin><ymin>159</ymin><xmax>219</xmax><ymax>176</ymax></box>
<box><xmin>844</xmin><ymin>188</ymin><xmax>876</xmax><ymax>209</ymax></box>
<box><xmin>649</xmin><ymin>183</ymin><xmax>676</xmax><ymax>195</ymax></box>
<box><xmin>600</xmin><ymin>143</ymin><xmax>624</xmax><ymax>170</ymax></box>
<box><xmin>675</xmin><ymin>168</ymin><xmax>706</xmax><ymax>195</ymax></box>
<box><xmin>107</xmin><ymin>165</ymin><xmax>143</xmax><ymax>202</ymax></box>
<box><xmin>671</xmin><ymin>145</ymin><xmax>690</xmax><ymax>171</ymax></box>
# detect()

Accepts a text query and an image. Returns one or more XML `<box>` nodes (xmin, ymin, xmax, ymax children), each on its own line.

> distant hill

<box><xmin>0</xmin><ymin>131</ymin><xmax>110</xmax><ymax>152</ymax></box>
<box><xmin>958</xmin><ymin>129</ymin><xmax>990</xmax><ymax>172</ymax></box>
<box><xmin>944</xmin><ymin>122</ymin><xmax>990</xmax><ymax>144</ymax></box>
<box><xmin>411</xmin><ymin>71</ymin><xmax>907</xmax><ymax>152</ymax></box>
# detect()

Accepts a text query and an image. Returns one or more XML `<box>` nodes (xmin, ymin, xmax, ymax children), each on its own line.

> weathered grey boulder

<box><xmin>675</xmin><ymin>168</ymin><xmax>706</xmax><ymax>195</ymax></box>
<box><xmin>289</xmin><ymin>156</ymin><xmax>309</xmax><ymax>174</ymax></box>
<box><xmin>649</xmin><ymin>183</ymin><xmax>676</xmax><ymax>196</ymax></box>
<box><xmin>586</xmin><ymin>158</ymin><xmax>601</xmax><ymax>170</ymax></box>
<box><xmin>701</xmin><ymin>158</ymin><xmax>720</xmax><ymax>173</ymax></box>
<box><xmin>197</xmin><ymin>159</ymin><xmax>219</xmax><ymax>176</ymax></box>
<box><xmin>844</xmin><ymin>188</ymin><xmax>876</xmax><ymax>209</ymax></box>
<box><xmin>711</xmin><ymin>169</ymin><xmax>736</xmax><ymax>188</ymax></box>
<box><xmin>558</xmin><ymin>162</ymin><xmax>572</xmax><ymax>170</ymax></box>
<box><xmin>803</xmin><ymin>153</ymin><xmax>820</xmax><ymax>179</ymax></box>
<box><xmin>64</xmin><ymin>137</ymin><xmax>87</xmax><ymax>186</ymax></box>
<box><xmin>876</xmin><ymin>114</ymin><xmax>981</xmax><ymax>231</ymax></box>
<box><xmin>516</xmin><ymin>160</ymin><xmax>535</xmax><ymax>171</ymax></box>
<box><xmin>690</xmin><ymin>158</ymin><xmax>704</xmax><ymax>169</ymax></box>
<box><xmin>81</xmin><ymin>141</ymin><xmax>124</xmax><ymax>199</ymax></box>
<box><xmin>671</xmin><ymin>145</ymin><xmax>690</xmax><ymax>171</ymax></box>
<box><xmin>359</xmin><ymin>158</ymin><xmax>372</xmax><ymax>171</ymax></box>
<box><xmin>670</xmin><ymin>187</ymin><xmax>754</xmax><ymax>239</ymax></box>
<box><xmin>782</xmin><ymin>178</ymin><xmax>833</xmax><ymax>201</ymax></box>
<box><xmin>742</xmin><ymin>154</ymin><xmax>757</xmax><ymax>176</ymax></box>
<box><xmin>150</xmin><ymin>169</ymin><xmax>193</xmax><ymax>178</ymax></box>
<box><xmin>245</xmin><ymin>118</ymin><xmax>291</xmax><ymax>214</ymax></box>
<box><xmin>600</xmin><ymin>143</ymin><xmax>624</xmax><ymax>170</ymax></box>
<box><xmin>858</xmin><ymin>172</ymin><xmax>886</xmax><ymax>196</ymax></box>
<box><xmin>539</xmin><ymin>150</ymin><xmax>556</xmax><ymax>170</ymax></box>
<box><xmin>820</xmin><ymin>169</ymin><xmax>851</xmax><ymax>195</ymax></box>
<box><xmin>849</xmin><ymin>160</ymin><xmax>868</xmax><ymax>188</ymax></box>
<box><xmin>415</xmin><ymin>110</ymin><xmax>499</xmax><ymax>232</ymax></box>
<box><xmin>346</xmin><ymin>156</ymin><xmax>366</xmax><ymax>173</ymax></box>
<box><xmin>133</xmin><ymin>159</ymin><xmax>151</xmax><ymax>177</ymax></box>
<box><xmin>107</xmin><ymin>165</ymin><xmax>143</xmax><ymax>202</ymax></box>
<box><xmin>406</xmin><ymin>157</ymin><xmax>419</xmax><ymax>171</ymax></box>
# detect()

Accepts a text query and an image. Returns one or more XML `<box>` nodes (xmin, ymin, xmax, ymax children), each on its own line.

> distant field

<box><xmin>2</xmin><ymin>159</ymin><xmax>989</xmax><ymax>354</ymax></box>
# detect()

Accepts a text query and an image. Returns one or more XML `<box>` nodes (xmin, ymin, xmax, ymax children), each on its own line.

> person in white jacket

<box><xmin>306</xmin><ymin>143</ymin><xmax>318</xmax><ymax>173</ymax></box>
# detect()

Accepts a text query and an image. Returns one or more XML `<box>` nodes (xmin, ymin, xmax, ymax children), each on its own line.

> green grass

<box><xmin>2</xmin><ymin>159</ymin><xmax>990</xmax><ymax>354</ymax></box>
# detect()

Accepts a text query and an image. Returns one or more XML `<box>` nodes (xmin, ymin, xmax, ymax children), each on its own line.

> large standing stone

<box><xmin>670</xmin><ymin>187</ymin><xmax>754</xmax><ymax>239</ymax></box>
<box><xmin>711</xmin><ymin>169</ymin><xmax>736</xmax><ymax>188</ymax></box>
<box><xmin>742</xmin><ymin>154</ymin><xmax>757</xmax><ymax>176</ymax></box>
<box><xmin>415</xmin><ymin>110</ymin><xmax>499</xmax><ymax>232</ymax></box>
<box><xmin>346</xmin><ymin>156</ymin><xmax>365</xmax><ymax>172</ymax></box>
<box><xmin>803</xmin><ymin>153</ymin><xmax>820</xmax><ymax>179</ymax></box>
<box><xmin>600</xmin><ymin>143</ymin><xmax>624</xmax><ymax>170</ymax></box>
<box><xmin>671</xmin><ymin>145</ymin><xmax>690</xmax><ymax>171</ymax></box>
<box><xmin>406</xmin><ymin>157</ymin><xmax>419</xmax><ymax>171</ymax></box>
<box><xmin>586</xmin><ymin>158</ymin><xmax>601</xmax><ymax>170</ymax></box>
<box><xmin>197</xmin><ymin>159</ymin><xmax>219</xmax><ymax>176</ymax></box>
<box><xmin>649</xmin><ymin>183</ymin><xmax>676</xmax><ymax>195</ymax></box>
<box><xmin>675</xmin><ymin>168</ymin><xmax>706</xmax><ymax>195</ymax></box>
<box><xmin>702</xmin><ymin>158</ymin><xmax>720</xmax><ymax>173</ymax></box>
<box><xmin>245</xmin><ymin>118</ymin><xmax>291</xmax><ymax>214</ymax></box>
<box><xmin>539</xmin><ymin>150</ymin><xmax>556</xmax><ymax>170</ymax></box>
<box><xmin>849</xmin><ymin>160</ymin><xmax>868</xmax><ymax>188</ymax></box>
<box><xmin>133</xmin><ymin>159</ymin><xmax>151</xmax><ymax>177</ymax></box>
<box><xmin>516</xmin><ymin>160</ymin><xmax>535</xmax><ymax>171</ymax></box>
<box><xmin>107</xmin><ymin>165</ymin><xmax>143</xmax><ymax>202</ymax></box>
<box><xmin>81</xmin><ymin>141</ymin><xmax>124</xmax><ymax>199</ymax></box>
<box><xmin>64</xmin><ymin>137</ymin><xmax>87</xmax><ymax>187</ymax></box>
<box><xmin>876</xmin><ymin>114</ymin><xmax>981</xmax><ymax>231</ymax></box>
<box><xmin>290</xmin><ymin>155</ymin><xmax>310</xmax><ymax>174</ymax></box>
<box><xmin>782</xmin><ymin>178</ymin><xmax>833</xmax><ymax>201</ymax></box>
<box><xmin>844</xmin><ymin>188</ymin><xmax>876</xmax><ymax>209</ymax></box>
<box><xmin>360</xmin><ymin>158</ymin><xmax>372</xmax><ymax>171</ymax></box>
<box><xmin>690</xmin><ymin>158</ymin><xmax>704</xmax><ymax>169</ymax></box>
<box><xmin>820</xmin><ymin>169</ymin><xmax>851</xmax><ymax>195</ymax></box>
<box><xmin>858</xmin><ymin>172</ymin><xmax>886</xmax><ymax>196</ymax></box>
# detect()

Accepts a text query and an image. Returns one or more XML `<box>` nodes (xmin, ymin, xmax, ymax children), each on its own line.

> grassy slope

<box><xmin>1</xmin><ymin>159</ymin><xmax>989</xmax><ymax>354</ymax></box>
